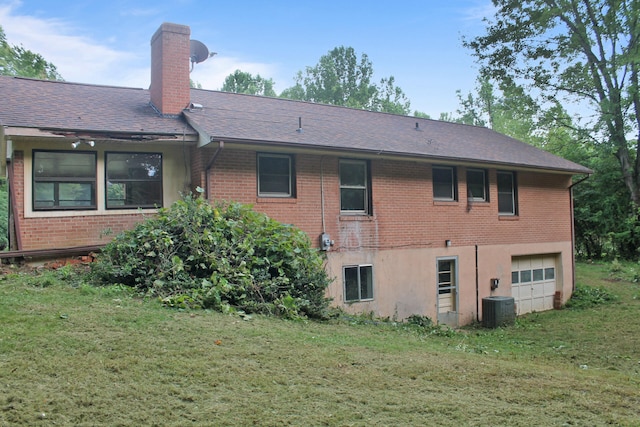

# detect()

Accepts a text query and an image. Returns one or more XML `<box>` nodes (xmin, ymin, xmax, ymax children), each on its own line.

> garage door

<box><xmin>511</xmin><ymin>255</ymin><xmax>558</xmax><ymax>315</ymax></box>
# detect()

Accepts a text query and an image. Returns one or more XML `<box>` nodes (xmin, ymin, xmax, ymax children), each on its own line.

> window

<box><xmin>106</xmin><ymin>152</ymin><xmax>162</xmax><ymax>209</ymax></box>
<box><xmin>467</xmin><ymin>169</ymin><xmax>488</xmax><ymax>202</ymax></box>
<box><xmin>344</xmin><ymin>265</ymin><xmax>373</xmax><ymax>302</ymax></box>
<box><xmin>533</xmin><ymin>268</ymin><xmax>544</xmax><ymax>281</ymax></box>
<box><xmin>433</xmin><ymin>166</ymin><xmax>457</xmax><ymax>201</ymax></box>
<box><xmin>33</xmin><ymin>150</ymin><xmax>96</xmax><ymax>210</ymax></box>
<box><xmin>257</xmin><ymin>153</ymin><xmax>294</xmax><ymax>197</ymax></box>
<box><xmin>340</xmin><ymin>159</ymin><xmax>370</xmax><ymax>213</ymax></box>
<box><xmin>545</xmin><ymin>268</ymin><xmax>555</xmax><ymax>280</ymax></box>
<box><xmin>497</xmin><ymin>171</ymin><xmax>517</xmax><ymax>215</ymax></box>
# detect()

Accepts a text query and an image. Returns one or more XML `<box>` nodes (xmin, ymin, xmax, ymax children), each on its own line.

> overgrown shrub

<box><xmin>90</xmin><ymin>195</ymin><xmax>332</xmax><ymax>319</ymax></box>
<box><xmin>565</xmin><ymin>283</ymin><xmax>617</xmax><ymax>310</ymax></box>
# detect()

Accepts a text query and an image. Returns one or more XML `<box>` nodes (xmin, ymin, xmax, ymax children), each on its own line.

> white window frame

<box><xmin>466</xmin><ymin>168</ymin><xmax>488</xmax><ymax>202</ymax></box>
<box><xmin>339</xmin><ymin>159</ymin><xmax>370</xmax><ymax>214</ymax></box>
<box><xmin>343</xmin><ymin>264</ymin><xmax>374</xmax><ymax>302</ymax></box>
<box><xmin>257</xmin><ymin>153</ymin><xmax>294</xmax><ymax>197</ymax></box>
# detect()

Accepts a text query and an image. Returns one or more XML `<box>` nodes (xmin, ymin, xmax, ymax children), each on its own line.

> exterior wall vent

<box><xmin>482</xmin><ymin>296</ymin><xmax>515</xmax><ymax>328</ymax></box>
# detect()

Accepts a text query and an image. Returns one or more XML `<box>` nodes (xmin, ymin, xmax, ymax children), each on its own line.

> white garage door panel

<box><xmin>512</xmin><ymin>255</ymin><xmax>558</xmax><ymax>315</ymax></box>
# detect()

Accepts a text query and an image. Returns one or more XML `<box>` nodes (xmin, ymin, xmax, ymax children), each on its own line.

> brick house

<box><xmin>0</xmin><ymin>23</ymin><xmax>590</xmax><ymax>325</ymax></box>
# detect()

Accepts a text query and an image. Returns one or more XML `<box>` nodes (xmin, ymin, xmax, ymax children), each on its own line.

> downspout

<box><xmin>204</xmin><ymin>140</ymin><xmax>224</xmax><ymax>199</ymax></box>
<box><xmin>568</xmin><ymin>174</ymin><xmax>591</xmax><ymax>291</ymax></box>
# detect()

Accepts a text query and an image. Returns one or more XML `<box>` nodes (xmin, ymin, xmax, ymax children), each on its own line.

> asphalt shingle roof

<box><xmin>186</xmin><ymin>90</ymin><xmax>591</xmax><ymax>174</ymax></box>
<box><xmin>0</xmin><ymin>75</ymin><xmax>591</xmax><ymax>174</ymax></box>
<box><xmin>0</xmin><ymin>76</ymin><xmax>192</xmax><ymax>136</ymax></box>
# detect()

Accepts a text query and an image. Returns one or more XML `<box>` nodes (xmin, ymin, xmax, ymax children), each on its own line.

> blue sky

<box><xmin>0</xmin><ymin>0</ymin><xmax>496</xmax><ymax>118</ymax></box>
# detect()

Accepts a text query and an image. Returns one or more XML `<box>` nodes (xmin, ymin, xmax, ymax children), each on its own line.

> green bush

<box><xmin>90</xmin><ymin>194</ymin><xmax>332</xmax><ymax>319</ymax></box>
<box><xmin>565</xmin><ymin>283</ymin><xmax>617</xmax><ymax>309</ymax></box>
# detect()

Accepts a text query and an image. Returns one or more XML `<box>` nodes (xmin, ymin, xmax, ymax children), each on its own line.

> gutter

<box><xmin>569</xmin><ymin>174</ymin><xmax>591</xmax><ymax>292</ymax></box>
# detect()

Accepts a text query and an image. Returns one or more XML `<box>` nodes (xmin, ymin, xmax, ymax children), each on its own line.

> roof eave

<box><xmin>200</xmin><ymin>135</ymin><xmax>593</xmax><ymax>175</ymax></box>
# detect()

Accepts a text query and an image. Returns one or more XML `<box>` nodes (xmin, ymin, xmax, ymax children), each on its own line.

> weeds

<box><xmin>565</xmin><ymin>283</ymin><xmax>618</xmax><ymax>309</ymax></box>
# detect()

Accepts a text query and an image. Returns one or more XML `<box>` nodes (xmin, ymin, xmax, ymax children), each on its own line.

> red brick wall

<box><xmin>208</xmin><ymin>149</ymin><xmax>573</xmax><ymax>251</ymax></box>
<box><xmin>149</xmin><ymin>23</ymin><xmax>190</xmax><ymax>116</ymax></box>
<box><xmin>12</xmin><ymin>151</ymin><xmax>148</xmax><ymax>250</ymax></box>
<box><xmin>11</xmin><ymin>147</ymin><xmax>573</xmax><ymax>252</ymax></box>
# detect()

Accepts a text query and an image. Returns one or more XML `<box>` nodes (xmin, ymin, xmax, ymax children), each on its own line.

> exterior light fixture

<box><xmin>445</xmin><ymin>239</ymin><xmax>452</xmax><ymax>247</ymax></box>
<box><xmin>71</xmin><ymin>140</ymin><xmax>95</xmax><ymax>149</ymax></box>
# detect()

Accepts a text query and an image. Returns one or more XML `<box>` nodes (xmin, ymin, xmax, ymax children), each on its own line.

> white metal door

<box><xmin>437</xmin><ymin>257</ymin><xmax>458</xmax><ymax>326</ymax></box>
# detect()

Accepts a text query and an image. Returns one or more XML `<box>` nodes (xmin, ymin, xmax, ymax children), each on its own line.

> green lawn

<box><xmin>0</xmin><ymin>262</ymin><xmax>639</xmax><ymax>426</ymax></box>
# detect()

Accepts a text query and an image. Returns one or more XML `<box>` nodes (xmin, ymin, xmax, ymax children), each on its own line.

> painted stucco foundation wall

<box><xmin>324</xmin><ymin>240</ymin><xmax>573</xmax><ymax>324</ymax></box>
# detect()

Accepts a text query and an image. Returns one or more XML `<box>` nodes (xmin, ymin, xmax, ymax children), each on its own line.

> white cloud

<box><xmin>0</xmin><ymin>1</ymin><xmax>282</xmax><ymax>91</ymax></box>
<box><xmin>461</xmin><ymin>1</ymin><xmax>497</xmax><ymax>23</ymax></box>
<box><xmin>190</xmin><ymin>55</ymin><xmax>282</xmax><ymax>91</ymax></box>
<box><xmin>0</xmin><ymin>2</ymin><xmax>143</xmax><ymax>86</ymax></box>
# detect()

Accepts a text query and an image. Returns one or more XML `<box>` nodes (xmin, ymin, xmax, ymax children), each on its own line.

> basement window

<box><xmin>106</xmin><ymin>152</ymin><xmax>163</xmax><ymax>209</ymax></box>
<box><xmin>33</xmin><ymin>150</ymin><xmax>96</xmax><ymax>210</ymax></box>
<box><xmin>344</xmin><ymin>265</ymin><xmax>374</xmax><ymax>302</ymax></box>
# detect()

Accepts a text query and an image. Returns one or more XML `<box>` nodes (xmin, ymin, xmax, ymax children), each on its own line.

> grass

<box><xmin>1</xmin><ymin>262</ymin><xmax>639</xmax><ymax>426</ymax></box>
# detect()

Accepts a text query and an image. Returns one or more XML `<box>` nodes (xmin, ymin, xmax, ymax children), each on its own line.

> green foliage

<box><xmin>280</xmin><ymin>46</ymin><xmax>411</xmax><ymax>115</ymax></box>
<box><xmin>464</xmin><ymin>0</ymin><xmax>640</xmax><ymax>218</ymax></box>
<box><xmin>221</xmin><ymin>69</ymin><xmax>276</xmax><ymax>97</ymax></box>
<box><xmin>451</xmin><ymin>73</ymin><xmax>640</xmax><ymax>260</ymax></box>
<box><xmin>406</xmin><ymin>314</ymin><xmax>433</xmax><ymax>328</ymax></box>
<box><xmin>564</xmin><ymin>283</ymin><xmax>617</xmax><ymax>309</ymax></box>
<box><xmin>0</xmin><ymin>25</ymin><xmax>62</xmax><ymax>80</ymax></box>
<box><xmin>90</xmin><ymin>194</ymin><xmax>332</xmax><ymax>319</ymax></box>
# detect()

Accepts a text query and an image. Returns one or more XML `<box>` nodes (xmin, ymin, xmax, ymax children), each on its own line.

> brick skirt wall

<box><xmin>10</xmin><ymin>151</ymin><xmax>149</xmax><ymax>250</ymax></box>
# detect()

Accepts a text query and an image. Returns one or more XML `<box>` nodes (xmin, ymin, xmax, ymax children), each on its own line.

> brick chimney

<box><xmin>150</xmin><ymin>23</ymin><xmax>191</xmax><ymax>116</ymax></box>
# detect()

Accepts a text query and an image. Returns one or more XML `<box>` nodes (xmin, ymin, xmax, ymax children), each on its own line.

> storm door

<box><xmin>437</xmin><ymin>257</ymin><xmax>458</xmax><ymax>326</ymax></box>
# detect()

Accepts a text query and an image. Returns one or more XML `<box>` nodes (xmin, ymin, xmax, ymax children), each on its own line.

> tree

<box><xmin>221</xmin><ymin>69</ymin><xmax>276</xmax><ymax>97</ymax></box>
<box><xmin>452</xmin><ymin>76</ymin><xmax>541</xmax><ymax>145</ymax></box>
<box><xmin>280</xmin><ymin>46</ymin><xmax>411</xmax><ymax>114</ymax></box>
<box><xmin>0</xmin><ymin>26</ymin><xmax>62</xmax><ymax>80</ymax></box>
<box><xmin>464</xmin><ymin>0</ymin><xmax>640</xmax><ymax>207</ymax></box>
<box><xmin>452</xmin><ymin>74</ymin><xmax>638</xmax><ymax>258</ymax></box>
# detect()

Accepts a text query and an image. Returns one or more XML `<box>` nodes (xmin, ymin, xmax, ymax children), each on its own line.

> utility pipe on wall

<box><xmin>204</xmin><ymin>140</ymin><xmax>224</xmax><ymax>199</ymax></box>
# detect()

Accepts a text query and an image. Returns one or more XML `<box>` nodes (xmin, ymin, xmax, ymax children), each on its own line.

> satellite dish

<box><xmin>190</xmin><ymin>40</ymin><xmax>210</xmax><ymax>64</ymax></box>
